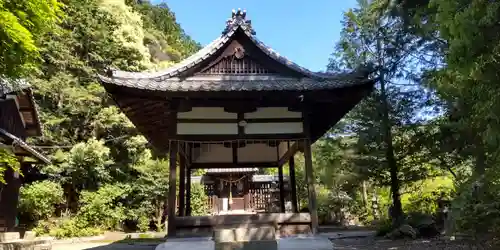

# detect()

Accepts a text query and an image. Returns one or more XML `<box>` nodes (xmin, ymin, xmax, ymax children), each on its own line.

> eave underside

<box><xmin>105</xmin><ymin>82</ymin><xmax>373</xmax><ymax>153</ymax></box>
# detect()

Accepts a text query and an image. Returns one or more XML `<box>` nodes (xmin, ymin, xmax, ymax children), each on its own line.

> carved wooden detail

<box><xmin>202</xmin><ymin>57</ymin><xmax>275</xmax><ymax>75</ymax></box>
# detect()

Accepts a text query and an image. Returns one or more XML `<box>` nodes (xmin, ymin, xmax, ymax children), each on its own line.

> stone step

<box><xmin>214</xmin><ymin>226</ymin><xmax>276</xmax><ymax>242</ymax></box>
<box><xmin>213</xmin><ymin>227</ymin><xmax>277</xmax><ymax>250</ymax></box>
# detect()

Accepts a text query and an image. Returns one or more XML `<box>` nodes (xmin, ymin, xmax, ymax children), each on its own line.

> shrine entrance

<box><xmin>98</xmin><ymin>9</ymin><xmax>374</xmax><ymax>237</ymax></box>
<box><xmin>217</xmin><ymin>173</ymin><xmax>248</xmax><ymax>212</ymax></box>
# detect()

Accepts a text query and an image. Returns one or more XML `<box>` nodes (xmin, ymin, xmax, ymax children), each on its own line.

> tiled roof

<box><xmin>98</xmin><ymin>75</ymin><xmax>370</xmax><ymax>92</ymax></box>
<box><xmin>0</xmin><ymin>77</ymin><xmax>30</xmax><ymax>96</ymax></box>
<box><xmin>98</xmin><ymin>10</ymin><xmax>374</xmax><ymax>92</ymax></box>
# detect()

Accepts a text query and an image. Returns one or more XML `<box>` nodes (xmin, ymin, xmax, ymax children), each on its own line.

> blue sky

<box><xmin>151</xmin><ymin>0</ymin><xmax>358</xmax><ymax>72</ymax></box>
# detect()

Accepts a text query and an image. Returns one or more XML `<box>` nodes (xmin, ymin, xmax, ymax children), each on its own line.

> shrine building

<box><xmin>98</xmin><ymin>9</ymin><xmax>374</xmax><ymax>236</ymax></box>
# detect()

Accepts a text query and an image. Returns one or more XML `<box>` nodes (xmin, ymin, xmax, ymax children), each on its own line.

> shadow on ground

<box><xmin>52</xmin><ymin>238</ymin><xmax>165</xmax><ymax>250</ymax></box>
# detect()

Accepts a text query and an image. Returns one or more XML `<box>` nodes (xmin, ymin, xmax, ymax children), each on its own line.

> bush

<box><xmin>77</xmin><ymin>184</ymin><xmax>129</xmax><ymax>230</ymax></box>
<box><xmin>18</xmin><ymin>180</ymin><xmax>65</xmax><ymax>221</ymax></box>
<box><xmin>190</xmin><ymin>183</ymin><xmax>209</xmax><ymax>216</ymax></box>
<box><xmin>33</xmin><ymin>217</ymin><xmax>102</xmax><ymax>239</ymax></box>
<box><xmin>402</xmin><ymin>177</ymin><xmax>454</xmax><ymax>215</ymax></box>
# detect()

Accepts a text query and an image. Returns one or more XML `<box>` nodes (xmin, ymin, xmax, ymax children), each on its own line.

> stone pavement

<box><xmin>49</xmin><ymin>231</ymin><xmax>377</xmax><ymax>250</ymax></box>
<box><xmin>155</xmin><ymin>235</ymin><xmax>335</xmax><ymax>250</ymax></box>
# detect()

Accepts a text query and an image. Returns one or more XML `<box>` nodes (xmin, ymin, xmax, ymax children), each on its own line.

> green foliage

<box><xmin>402</xmin><ymin>177</ymin><xmax>454</xmax><ymax>214</ymax></box>
<box><xmin>0</xmin><ymin>148</ymin><xmax>19</xmax><ymax>184</ymax></box>
<box><xmin>190</xmin><ymin>183</ymin><xmax>209</xmax><ymax>216</ymax></box>
<box><xmin>451</xmin><ymin>168</ymin><xmax>500</xmax><ymax>242</ymax></box>
<box><xmin>33</xmin><ymin>216</ymin><xmax>102</xmax><ymax>239</ymax></box>
<box><xmin>131</xmin><ymin>158</ymin><xmax>169</xmax><ymax>231</ymax></box>
<box><xmin>44</xmin><ymin>138</ymin><xmax>114</xmax><ymax>192</ymax></box>
<box><xmin>77</xmin><ymin>183</ymin><xmax>130</xmax><ymax>230</ymax></box>
<box><xmin>18</xmin><ymin>181</ymin><xmax>65</xmax><ymax>221</ymax></box>
<box><xmin>0</xmin><ymin>0</ymin><xmax>63</xmax><ymax>77</ymax></box>
<box><xmin>14</xmin><ymin>0</ymin><xmax>202</xmax><ymax>235</ymax></box>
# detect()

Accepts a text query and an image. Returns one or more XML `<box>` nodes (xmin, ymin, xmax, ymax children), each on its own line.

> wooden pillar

<box><xmin>304</xmin><ymin>139</ymin><xmax>319</xmax><ymax>233</ymax></box>
<box><xmin>178</xmin><ymin>152</ymin><xmax>186</xmax><ymax>217</ymax></box>
<box><xmin>186</xmin><ymin>166</ymin><xmax>192</xmax><ymax>216</ymax></box>
<box><xmin>0</xmin><ymin>165</ymin><xmax>23</xmax><ymax>231</ymax></box>
<box><xmin>289</xmin><ymin>154</ymin><xmax>298</xmax><ymax>213</ymax></box>
<box><xmin>303</xmin><ymin>105</ymin><xmax>319</xmax><ymax>234</ymax></box>
<box><xmin>167</xmin><ymin>141</ymin><xmax>178</xmax><ymax>236</ymax></box>
<box><xmin>278</xmin><ymin>165</ymin><xmax>286</xmax><ymax>212</ymax></box>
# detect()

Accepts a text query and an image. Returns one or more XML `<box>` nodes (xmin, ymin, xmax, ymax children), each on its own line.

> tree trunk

<box><xmin>378</xmin><ymin>39</ymin><xmax>404</xmax><ymax>226</ymax></box>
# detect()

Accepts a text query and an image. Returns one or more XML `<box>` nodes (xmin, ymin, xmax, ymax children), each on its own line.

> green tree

<box><xmin>329</xmin><ymin>0</ymin><xmax>439</xmax><ymax>225</ymax></box>
<box><xmin>0</xmin><ymin>0</ymin><xmax>63</xmax><ymax>77</ymax></box>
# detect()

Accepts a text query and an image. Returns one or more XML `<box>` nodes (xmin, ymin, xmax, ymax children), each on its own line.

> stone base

<box><xmin>0</xmin><ymin>240</ymin><xmax>51</xmax><ymax>250</ymax></box>
<box><xmin>0</xmin><ymin>232</ymin><xmax>19</xmax><ymax>242</ymax></box>
<box><xmin>213</xmin><ymin>227</ymin><xmax>276</xmax><ymax>242</ymax></box>
<box><xmin>155</xmin><ymin>237</ymin><xmax>214</xmax><ymax>250</ymax></box>
<box><xmin>215</xmin><ymin>240</ymin><xmax>277</xmax><ymax>250</ymax></box>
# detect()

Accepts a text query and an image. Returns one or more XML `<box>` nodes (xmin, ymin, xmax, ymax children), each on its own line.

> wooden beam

<box><xmin>190</xmin><ymin>162</ymin><xmax>279</xmax><ymax>169</ymax></box>
<box><xmin>167</xmin><ymin>141</ymin><xmax>178</xmax><ymax>236</ymax></box>
<box><xmin>278</xmin><ymin>141</ymin><xmax>300</xmax><ymax>166</ymax></box>
<box><xmin>289</xmin><ymin>152</ymin><xmax>298</xmax><ymax>213</ymax></box>
<box><xmin>175</xmin><ymin>213</ymin><xmax>312</xmax><ymax>228</ymax></box>
<box><xmin>177</xmin><ymin>118</ymin><xmax>303</xmax><ymax>123</ymax></box>
<box><xmin>303</xmin><ymin>106</ymin><xmax>319</xmax><ymax>234</ymax></box>
<box><xmin>176</xmin><ymin>133</ymin><xmax>305</xmax><ymax>141</ymax></box>
<box><xmin>178</xmin><ymin>154</ymin><xmax>186</xmax><ymax>217</ymax></box>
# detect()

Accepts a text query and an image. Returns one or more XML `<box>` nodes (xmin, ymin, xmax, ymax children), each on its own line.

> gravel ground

<box><xmin>331</xmin><ymin>237</ymin><xmax>485</xmax><ymax>250</ymax></box>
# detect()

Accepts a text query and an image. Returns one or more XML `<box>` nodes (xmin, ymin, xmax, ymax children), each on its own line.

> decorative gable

<box><xmin>200</xmin><ymin>40</ymin><xmax>276</xmax><ymax>75</ymax></box>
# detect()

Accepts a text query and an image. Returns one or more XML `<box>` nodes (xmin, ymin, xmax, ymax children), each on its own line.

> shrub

<box><xmin>18</xmin><ymin>180</ymin><xmax>65</xmax><ymax>221</ymax></box>
<box><xmin>33</xmin><ymin>217</ymin><xmax>102</xmax><ymax>239</ymax></box>
<box><xmin>190</xmin><ymin>183</ymin><xmax>209</xmax><ymax>216</ymax></box>
<box><xmin>402</xmin><ymin>177</ymin><xmax>454</xmax><ymax>215</ymax></box>
<box><xmin>77</xmin><ymin>184</ymin><xmax>129</xmax><ymax>230</ymax></box>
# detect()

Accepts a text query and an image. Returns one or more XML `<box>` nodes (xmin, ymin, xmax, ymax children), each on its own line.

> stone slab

<box><xmin>214</xmin><ymin>227</ymin><xmax>276</xmax><ymax>242</ymax></box>
<box><xmin>155</xmin><ymin>238</ymin><xmax>214</xmax><ymax>250</ymax></box>
<box><xmin>215</xmin><ymin>240</ymin><xmax>277</xmax><ymax>250</ymax></box>
<box><xmin>0</xmin><ymin>232</ymin><xmax>19</xmax><ymax>242</ymax></box>
<box><xmin>155</xmin><ymin>236</ymin><xmax>333</xmax><ymax>250</ymax></box>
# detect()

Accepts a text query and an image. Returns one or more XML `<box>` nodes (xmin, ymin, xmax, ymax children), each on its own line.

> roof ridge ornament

<box><xmin>223</xmin><ymin>8</ymin><xmax>255</xmax><ymax>35</ymax></box>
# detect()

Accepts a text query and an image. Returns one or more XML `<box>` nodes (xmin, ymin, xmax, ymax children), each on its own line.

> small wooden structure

<box><xmin>99</xmin><ymin>9</ymin><xmax>374</xmax><ymax>236</ymax></box>
<box><xmin>192</xmin><ymin>171</ymin><xmax>291</xmax><ymax>214</ymax></box>
<box><xmin>0</xmin><ymin>79</ymin><xmax>50</xmax><ymax>232</ymax></box>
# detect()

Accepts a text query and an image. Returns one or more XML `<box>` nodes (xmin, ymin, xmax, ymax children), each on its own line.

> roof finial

<box><xmin>223</xmin><ymin>8</ymin><xmax>255</xmax><ymax>35</ymax></box>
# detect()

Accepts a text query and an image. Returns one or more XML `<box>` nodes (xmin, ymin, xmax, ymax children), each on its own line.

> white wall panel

<box><xmin>177</xmin><ymin>123</ymin><xmax>238</xmax><ymax>135</ymax></box>
<box><xmin>237</xmin><ymin>143</ymin><xmax>278</xmax><ymax>162</ymax></box>
<box><xmin>244</xmin><ymin>122</ymin><xmax>303</xmax><ymax>134</ymax></box>
<box><xmin>177</xmin><ymin>107</ymin><xmax>237</xmax><ymax>119</ymax></box>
